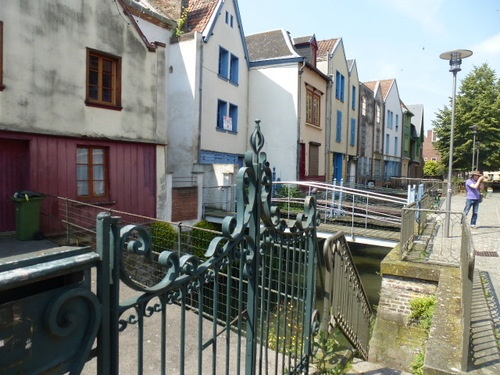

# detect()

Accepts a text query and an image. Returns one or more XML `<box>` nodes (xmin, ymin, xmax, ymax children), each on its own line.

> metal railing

<box><xmin>273</xmin><ymin>181</ymin><xmax>407</xmax><ymax>233</ymax></box>
<box><xmin>320</xmin><ymin>233</ymin><xmax>373</xmax><ymax>359</ymax></box>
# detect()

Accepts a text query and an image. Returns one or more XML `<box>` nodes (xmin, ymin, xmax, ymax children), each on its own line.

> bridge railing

<box><xmin>272</xmin><ymin>181</ymin><xmax>408</xmax><ymax>232</ymax></box>
<box><xmin>320</xmin><ymin>233</ymin><xmax>373</xmax><ymax>359</ymax></box>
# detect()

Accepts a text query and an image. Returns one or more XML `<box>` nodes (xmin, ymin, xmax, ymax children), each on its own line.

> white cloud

<box><xmin>473</xmin><ymin>34</ymin><xmax>500</xmax><ymax>55</ymax></box>
<box><xmin>382</xmin><ymin>0</ymin><xmax>445</xmax><ymax>35</ymax></box>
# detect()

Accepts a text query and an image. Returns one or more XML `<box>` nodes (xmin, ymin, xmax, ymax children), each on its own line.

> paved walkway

<box><xmin>453</xmin><ymin>190</ymin><xmax>500</xmax><ymax>374</ymax></box>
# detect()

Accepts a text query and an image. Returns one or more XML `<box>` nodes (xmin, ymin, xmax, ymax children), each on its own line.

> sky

<box><xmin>237</xmin><ymin>0</ymin><xmax>500</xmax><ymax>133</ymax></box>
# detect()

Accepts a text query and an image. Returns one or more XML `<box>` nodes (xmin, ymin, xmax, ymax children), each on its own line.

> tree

<box><xmin>433</xmin><ymin>63</ymin><xmax>500</xmax><ymax>172</ymax></box>
<box><xmin>423</xmin><ymin>160</ymin><xmax>444</xmax><ymax>177</ymax></box>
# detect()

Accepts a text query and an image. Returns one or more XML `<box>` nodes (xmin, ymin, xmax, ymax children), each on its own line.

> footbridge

<box><xmin>204</xmin><ymin>180</ymin><xmax>420</xmax><ymax>248</ymax></box>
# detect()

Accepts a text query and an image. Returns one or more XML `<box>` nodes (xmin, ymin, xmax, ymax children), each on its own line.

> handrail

<box><xmin>321</xmin><ymin>232</ymin><xmax>373</xmax><ymax>359</ymax></box>
<box><xmin>278</xmin><ymin>180</ymin><xmax>408</xmax><ymax>205</ymax></box>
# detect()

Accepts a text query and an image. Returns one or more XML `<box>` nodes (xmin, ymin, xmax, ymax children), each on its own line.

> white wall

<box><xmin>0</xmin><ymin>0</ymin><xmax>170</xmax><ymax>144</ymax></box>
<box><xmin>248</xmin><ymin>64</ymin><xmax>300</xmax><ymax>182</ymax></box>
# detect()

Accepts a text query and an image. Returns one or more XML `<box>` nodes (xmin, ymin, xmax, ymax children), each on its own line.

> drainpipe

<box><xmin>345</xmin><ymin>70</ymin><xmax>351</xmax><ymax>184</ymax></box>
<box><xmin>325</xmin><ymin>76</ymin><xmax>333</xmax><ymax>181</ymax></box>
<box><xmin>297</xmin><ymin>60</ymin><xmax>305</xmax><ymax>180</ymax></box>
<box><xmin>197</xmin><ymin>35</ymin><xmax>204</xmax><ymax>166</ymax></box>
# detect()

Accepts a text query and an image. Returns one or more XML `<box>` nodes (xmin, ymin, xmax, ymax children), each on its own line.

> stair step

<box><xmin>345</xmin><ymin>358</ymin><xmax>412</xmax><ymax>375</ymax></box>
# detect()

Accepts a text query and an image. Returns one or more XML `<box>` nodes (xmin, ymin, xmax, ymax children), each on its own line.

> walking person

<box><xmin>464</xmin><ymin>170</ymin><xmax>486</xmax><ymax>228</ymax></box>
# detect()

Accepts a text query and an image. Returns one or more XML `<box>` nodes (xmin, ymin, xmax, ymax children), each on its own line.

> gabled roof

<box><xmin>407</xmin><ymin>104</ymin><xmax>424</xmax><ymax>136</ymax></box>
<box><xmin>246</xmin><ymin>29</ymin><xmax>302</xmax><ymax>62</ymax></box>
<box><xmin>293</xmin><ymin>35</ymin><xmax>315</xmax><ymax>46</ymax></box>
<box><xmin>364</xmin><ymin>79</ymin><xmax>396</xmax><ymax>101</ymax></box>
<box><xmin>185</xmin><ymin>0</ymin><xmax>220</xmax><ymax>34</ymax></box>
<box><xmin>317</xmin><ymin>38</ymin><xmax>340</xmax><ymax>57</ymax></box>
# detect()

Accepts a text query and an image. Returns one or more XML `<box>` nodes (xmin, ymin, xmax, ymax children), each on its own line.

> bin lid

<box><xmin>12</xmin><ymin>191</ymin><xmax>45</xmax><ymax>201</ymax></box>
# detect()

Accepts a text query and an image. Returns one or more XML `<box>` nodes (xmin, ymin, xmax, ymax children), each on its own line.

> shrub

<box><xmin>149</xmin><ymin>221</ymin><xmax>177</xmax><ymax>253</ymax></box>
<box><xmin>409</xmin><ymin>294</ymin><xmax>437</xmax><ymax>331</ymax></box>
<box><xmin>191</xmin><ymin>220</ymin><xmax>220</xmax><ymax>258</ymax></box>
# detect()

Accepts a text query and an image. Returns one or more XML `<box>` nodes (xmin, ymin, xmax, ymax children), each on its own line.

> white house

<box><xmin>165</xmin><ymin>0</ymin><xmax>250</xmax><ymax>221</ymax></box>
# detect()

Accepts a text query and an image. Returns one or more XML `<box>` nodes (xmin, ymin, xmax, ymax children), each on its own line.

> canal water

<box><xmin>348</xmin><ymin>242</ymin><xmax>392</xmax><ymax>308</ymax></box>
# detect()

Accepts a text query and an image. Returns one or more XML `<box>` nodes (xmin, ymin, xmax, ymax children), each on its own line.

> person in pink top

<box><xmin>463</xmin><ymin>170</ymin><xmax>486</xmax><ymax>228</ymax></box>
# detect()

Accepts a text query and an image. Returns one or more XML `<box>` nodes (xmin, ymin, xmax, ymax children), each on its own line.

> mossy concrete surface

<box><xmin>424</xmin><ymin>267</ymin><xmax>468</xmax><ymax>375</ymax></box>
<box><xmin>370</xmin><ymin>246</ymin><xmax>470</xmax><ymax>374</ymax></box>
<box><xmin>369</xmin><ymin>316</ymin><xmax>429</xmax><ymax>372</ymax></box>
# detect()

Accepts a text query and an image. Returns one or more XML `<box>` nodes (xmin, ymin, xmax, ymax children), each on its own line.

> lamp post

<box><xmin>439</xmin><ymin>49</ymin><xmax>473</xmax><ymax>237</ymax></box>
<box><xmin>471</xmin><ymin>125</ymin><xmax>478</xmax><ymax>171</ymax></box>
<box><xmin>475</xmin><ymin>141</ymin><xmax>482</xmax><ymax>171</ymax></box>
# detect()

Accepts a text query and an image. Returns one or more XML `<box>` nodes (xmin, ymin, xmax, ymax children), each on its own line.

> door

<box><xmin>0</xmin><ymin>139</ymin><xmax>30</xmax><ymax>232</ymax></box>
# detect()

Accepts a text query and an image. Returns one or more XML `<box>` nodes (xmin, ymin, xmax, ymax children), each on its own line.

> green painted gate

<box><xmin>95</xmin><ymin>121</ymin><xmax>320</xmax><ymax>374</ymax></box>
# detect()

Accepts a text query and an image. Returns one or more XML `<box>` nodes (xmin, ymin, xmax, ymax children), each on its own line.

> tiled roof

<box><xmin>186</xmin><ymin>0</ymin><xmax>220</xmax><ymax>33</ymax></box>
<box><xmin>246</xmin><ymin>29</ymin><xmax>300</xmax><ymax>62</ymax></box>
<box><xmin>317</xmin><ymin>38</ymin><xmax>340</xmax><ymax>57</ymax></box>
<box><xmin>364</xmin><ymin>79</ymin><xmax>395</xmax><ymax>100</ymax></box>
<box><xmin>293</xmin><ymin>35</ymin><xmax>314</xmax><ymax>45</ymax></box>
<box><xmin>363</xmin><ymin>81</ymin><xmax>378</xmax><ymax>92</ymax></box>
<box><xmin>379</xmin><ymin>79</ymin><xmax>394</xmax><ymax>100</ymax></box>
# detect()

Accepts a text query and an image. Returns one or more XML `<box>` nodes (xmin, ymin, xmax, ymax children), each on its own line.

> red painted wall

<box><xmin>0</xmin><ymin>131</ymin><xmax>157</xmax><ymax>233</ymax></box>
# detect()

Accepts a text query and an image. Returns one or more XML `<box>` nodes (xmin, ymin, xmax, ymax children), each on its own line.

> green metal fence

<box><xmin>3</xmin><ymin>121</ymin><xmax>374</xmax><ymax>374</ymax></box>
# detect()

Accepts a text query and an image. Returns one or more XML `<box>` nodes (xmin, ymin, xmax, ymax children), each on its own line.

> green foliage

<box><xmin>191</xmin><ymin>220</ymin><xmax>219</xmax><ymax>258</ymax></box>
<box><xmin>312</xmin><ymin>331</ymin><xmax>344</xmax><ymax>374</ymax></box>
<box><xmin>411</xmin><ymin>350</ymin><xmax>425</xmax><ymax>375</ymax></box>
<box><xmin>174</xmin><ymin>7</ymin><xmax>189</xmax><ymax>37</ymax></box>
<box><xmin>409</xmin><ymin>295</ymin><xmax>437</xmax><ymax>331</ymax></box>
<box><xmin>423</xmin><ymin>160</ymin><xmax>444</xmax><ymax>177</ymax></box>
<box><xmin>149</xmin><ymin>221</ymin><xmax>177</xmax><ymax>252</ymax></box>
<box><xmin>275</xmin><ymin>184</ymin><xmax>306</xmax><ymax>211</ymax></box>
<box><xmin>267</xmin><ymin>302</ymin><xmax>304</xmax><ymax>356</ymax></box>
<box><xmin>433</xmin><ymin>63</ymin><xmax>500</xmax><ymax>172</ymax></box>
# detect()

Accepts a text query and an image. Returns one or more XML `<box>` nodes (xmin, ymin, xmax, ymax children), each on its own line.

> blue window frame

<box><xmin>352</xmin><ymin>86</ymin><xmax>356</xmax><ymax>110</ymax></box>
<box><xmin>335</xmin><ymin>71</ymin><xmax>345</xmax><ymax>101</ymax></box>
<box><xmin>394</xmin><ymin>136</ymin><xmax>398</xmax><ymax>156</ymax></box>
<box><xmin>336</xmin><ymin>110</ymin><xmax>342</xmax><ymax>142</ymax></box>
<box><xmin>387</xmin><ymin>110</ymin><xmax>394</xmax><ymax>129</ymax></box>
<box><xmin>217</xmin><ymin>99</ymin><xmax>238</xmax><ymax>133</ymax></box>
<box><xmin>218</xmin><ymin>47</ymin><xmax>229</xmax><ymax>79</ymax></box>
<box><xmin>230</xmin><ymin>54</ymin><xmax>239</xmax><ymax>84</ymax></box>
<box><xmin>386</xmin><ymin>134</ymin><xmax>390</xmax><ymax>154</ymax></box>
<box><xmin>350</xmin><ymin>118</ymin><xmax>356</xmax><ymax>146</ymax></box>
<box><xmin>219</xmin><ymin>47</ymin><xmax>239</xmax><ymax>84</ymax></box>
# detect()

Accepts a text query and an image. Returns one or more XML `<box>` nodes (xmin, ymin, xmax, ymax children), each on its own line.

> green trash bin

<box><xmin>11</xmin><ymin>191</ymin><xmax>45</xmax><ymax>241</ymax></box>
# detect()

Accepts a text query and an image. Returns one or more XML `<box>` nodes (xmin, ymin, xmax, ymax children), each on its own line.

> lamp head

<box><xmin>439</xmin><ymin>49</ymin><xmax>473</xmax><ymax>73</ymax></box>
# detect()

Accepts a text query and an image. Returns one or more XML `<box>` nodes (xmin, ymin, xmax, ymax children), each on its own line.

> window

<box><xmin>306</xmin><ymin>89</ymin><xmax>321</xmax><ymax>126</ymax></box>
<box><xmin>218</xmin><ymin>47</ymin><xmax>239</xmax><ymax>84</ymax></box>
<box><xmin>386</xmin><ymin>134</ymin><xmax>390</xmax><ymax>154</ymax></box>
<box><xmin>218</xmin><ymin>47</ymin><xmax>229</xmax><ymax>78</ymax></box>
<box><xmin>387</xmin><ymin>110</ymin><xmax>394</xmax><ymax>129</ymax></box>
<box><xmin>225</xmin><ymin>11</ymin><xmax>234</xmax><ymax>27</ymax></box>
<box><xmin>77</xmin><ymin>147</ymin><xmax>108</xmax><ymax>198</ymax></box>
<box><xmin>335</xmin><ymin>71</ymin><xmax>345</xmax><ymax>101</ymax></box>
<box><xmin>352</xmin><ymin>86</ymin><xmax>356</xmax><ymax>110</ymax></box>
<box><xmin>86</xmin><ymin>49</ymin><xmax>121</xmax><ymax>108</ymax></box>
<box><xmin>394</xmin><ymin>136</ymin><xmax>398</xmax><ymax>156</ymax></box>
<box><xmin>0</xmin><ymin>21</ymin><xmax>4</xmax><ymax>90</ymax></box>
<box><xmin>361</xmin><ymin>95</ymin><xmax>366</xmax><ymax>116</ymax></box>
<box><xmin>350</xmin><ymin>118</ymin><xmax>356</xmax><ymax>146</ymax></box>
<box><xmin>395</xmin><ymin>114</ymin><xmax>399</xmax><ymax>130</ymax></box>
<box><xmin>376</xmin><ymin>104</ymin><xmax>381</xmax><ymax>123</ymax></box>
<box><xmin>336</xmin><ymin>110</ymin><xmax>342</xmax><ymax>142</ymax></box>
<box><xmin>217</xmin><ymin>100</ymin><xmax>238</xmax><ymax>132</ymax></box>
<box><xmin>308</xmin><ymin>143</ymin><xmax>320</xmax><ymax>176</ymax></box>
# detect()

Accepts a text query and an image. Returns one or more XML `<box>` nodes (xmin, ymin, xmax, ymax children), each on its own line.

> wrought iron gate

<box><xmin>95</xmin><ymin>121</ymin><xmax>320</xmax><ymax>374</ymax></box>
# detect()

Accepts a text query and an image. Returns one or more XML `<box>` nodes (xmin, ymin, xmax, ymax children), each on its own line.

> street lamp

<box><xmin>439</xmin><ymin>49</ymin><xmax>473</xmax><ymax>237</ymax></box>
<box><xmin>475</xmin><ymin>141</ymin><xmax>482</xmax><ymax>171</ymax></box>
<box><xmin>470</xmin><ymin>125</ymin><xmax>479</xmax><ymax>171</ymax></box>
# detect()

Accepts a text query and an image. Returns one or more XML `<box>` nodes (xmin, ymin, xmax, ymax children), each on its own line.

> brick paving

<box><xmin>450</xmin><ymin>190</ymin><xmax>500</xmax><ymax>374</ymax></box>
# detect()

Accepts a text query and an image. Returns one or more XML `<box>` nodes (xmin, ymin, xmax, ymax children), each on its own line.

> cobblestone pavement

<box><xmin>450</xmin><ymin>191</ymin><xmax>500</xmax><ymax>374</ymax></box>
